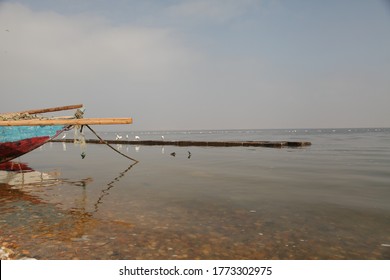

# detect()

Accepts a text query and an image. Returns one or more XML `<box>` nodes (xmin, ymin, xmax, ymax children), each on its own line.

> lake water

<box><xmin>1</xmin><ymin>128</ymin><xmax>389</xmax><ymax>259</ymax></box>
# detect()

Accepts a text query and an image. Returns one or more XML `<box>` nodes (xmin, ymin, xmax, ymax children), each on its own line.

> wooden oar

<box><xmin>21</xmin><ymin>104</ymin><xmax>84</xmax><ymax>115</ymax></box>
<box><xmin>2</xmin><ymin>104</ymin><xmax>84</xmax><ymax>115</ymax></box>
<box><xmin>0</xmin><ymin>118</ymin><xmax>132</xmax><ymax>126</ymax></box>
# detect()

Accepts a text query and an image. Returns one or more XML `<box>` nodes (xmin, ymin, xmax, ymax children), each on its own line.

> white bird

<box><xmin>126</xmin><ymin>134</ymin><xmax>129</xmax><ymax>139</ymax></box>
<box><xmin>116</xmin><ymin>134</ymin><xmax>122</xmax><ymax>140</ymax></box>
<box><xmin>62</xmin><ymin>133</ymin><xmax>67</xmax><ymax>139</ymax></box>
<box><xmin>135</xmin><ymin>136</ymin><xmax>140</xmax><ymax>140</ymax></box>
<box><xmin>161</xmin><ymin>135</ymin><xmax>165</xmax><ymax>140</ymax></box>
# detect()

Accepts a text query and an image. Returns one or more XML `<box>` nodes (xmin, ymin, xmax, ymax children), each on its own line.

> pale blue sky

<box><xmin>1</xmin><ymin>0</ymin><xmax>389</xmax><ymax>130</ymax></box>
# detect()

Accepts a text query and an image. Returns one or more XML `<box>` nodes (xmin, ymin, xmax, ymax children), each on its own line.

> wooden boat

<box><xmin>0</xmin><ymin>124</ymin><xmax>66</xmax><ymax>164</ymax></box>
<box><xmin>0</xmin><ymin>104</ymin><xmax>133</xmax><ymax>164</ymax></box>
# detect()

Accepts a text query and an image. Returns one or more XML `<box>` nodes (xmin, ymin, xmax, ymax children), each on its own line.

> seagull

<box><xmin>135</xmin><ymin>136</ymin><xmax>140</xmax><ymax>140</ymax></box>
<box><xmin>161</xmin><ymin>135</ymin><xmax>165</xmax><ymax>140</ymax></box>
<box><xmin>116</xmin><ymin>134</ymin><xmax>122</xmax><ymax>140</ymax></box>
<box><xmin>188</xmin><ymin>151</ymin><xmax>192</xmax><ymax>159</ymax></box>
<box><xmin>170</xmin><ymin>152</ymin><xmax>176</xmax><ymax>157</ymax></box>
<box><xmin>62</xmin><ymin>133</ymin><xmax>67</xmax><ymax>139</ymax></box>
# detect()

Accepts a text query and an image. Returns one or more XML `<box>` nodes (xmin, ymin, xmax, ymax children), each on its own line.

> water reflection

<box><xmin>0</xmin><ymin>161</ymin><xmax>135</xmax><ymax>213</ymax></box>
<box><xmin>93</xmin><ymin>163</ymin><xmax>137</xmax><ymax>213</ymax></box>
<box><xmin>0</xmin><ymin>161</ymin><xmax>137</xmax><ymax>260</ymax></box>
<box><xmin>0</xmin><ymin>162</ymin><xmax>60</xmax><ymax>189</ymax></box>
<box><xmin>0</xmin><ymin>161</ymin><xmax>92</xmax><ymax>190</ymax></box>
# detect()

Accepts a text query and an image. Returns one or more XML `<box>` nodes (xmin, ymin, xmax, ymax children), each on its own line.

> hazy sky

<box><xmin>1</xmin><ymin>0</ymin><xmax>389</xmax><ymax>130</ymax></box>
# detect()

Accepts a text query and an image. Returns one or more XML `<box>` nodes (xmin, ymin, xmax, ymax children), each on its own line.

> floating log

<box><xmin>52</xmin><ymin>139</ymin><xmax>311</xmax><ymax>148</ymax></box>
<box><xmin>0</xmin><ymin>118</ymin><xmax>133</xmax><ymax>126</ymax></box>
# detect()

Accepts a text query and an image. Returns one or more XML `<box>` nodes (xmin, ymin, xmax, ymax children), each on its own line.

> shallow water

<box><xmin>1</xmin><ymin>128</ymin><xmax>389</xmax><ymax>259</ymax></box>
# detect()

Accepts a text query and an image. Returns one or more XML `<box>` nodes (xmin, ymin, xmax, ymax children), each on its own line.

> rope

<box><xmin>85</xmin><ymin>125</ymin><xmax>139</xmax><ymax>163</ymax></box>
<box><xmin>0</xmin><ymin>112</ymin><xmax>46</xmax><ymax>121</ymax></box>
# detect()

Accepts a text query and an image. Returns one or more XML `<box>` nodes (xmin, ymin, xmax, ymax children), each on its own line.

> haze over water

<box><xmin>1</xmin><ymin>128</ymin><xmax>389</xmax><ymax>259</ymax></box>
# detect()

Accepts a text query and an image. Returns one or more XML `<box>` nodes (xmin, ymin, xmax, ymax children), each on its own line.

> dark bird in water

<box><xmin>170</xmin><ymin>152</ymin><xmax>176</xmax><ymax>157</ymax></box>
<box><xmin>188</xmin><ymin>151</ymin><xmax>192</xmax><ymax>159</ymax></box>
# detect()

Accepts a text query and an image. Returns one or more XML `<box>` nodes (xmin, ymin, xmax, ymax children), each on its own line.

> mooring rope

<box><xmin>85</xmin><ymin>125</ymin><xmax>139</xmax><ymax>163</ymax></box>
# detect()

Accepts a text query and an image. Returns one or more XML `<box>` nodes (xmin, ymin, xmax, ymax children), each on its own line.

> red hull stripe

<box><xmin>0</xmin><ymin>136</ymin><xmax>50</xmax><ymax>163</ymax></box>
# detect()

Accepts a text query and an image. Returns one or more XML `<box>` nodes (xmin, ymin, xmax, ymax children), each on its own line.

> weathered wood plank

<box><xmin>1</xmin><ymin>104</ymin><xmax>84</xmax><ymax>115</ymax></box>
<box><xmin>22</xmin><ymin>104</ymin><xmax>84</xmax><ymax>115</ymax></box>
<box><xmin>0</xmin><ymin>118</ymin><xmax>133</xmax><ymax>126</ymax></box>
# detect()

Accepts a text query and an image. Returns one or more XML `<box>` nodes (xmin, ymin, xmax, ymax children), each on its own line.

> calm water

<box><xmin>1</xmin><ymin>128</ymin><xmax>389</xmax><ymax>259</ymax></box>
